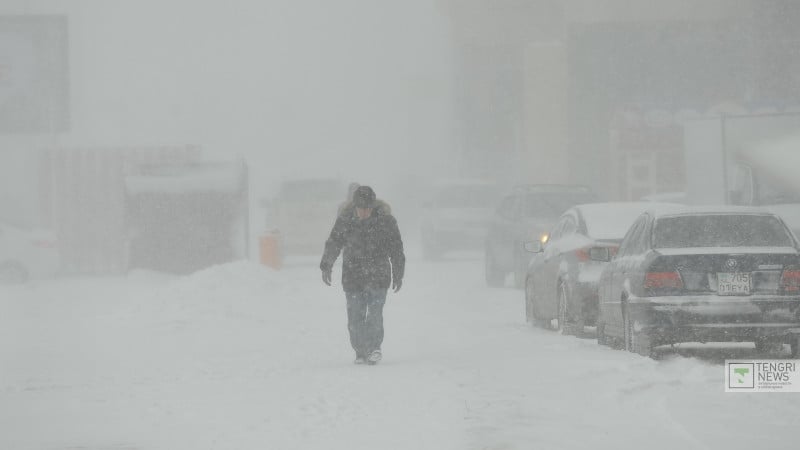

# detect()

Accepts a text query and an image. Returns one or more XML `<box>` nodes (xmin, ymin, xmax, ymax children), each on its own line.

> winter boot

<box><xmin>367</xmin><ymin>349</ymin><xmax>382</xmax><ymax>365</ymax></box>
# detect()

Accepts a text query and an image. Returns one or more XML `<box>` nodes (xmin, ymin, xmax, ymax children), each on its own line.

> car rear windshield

<box><xmin>523</xmin><ymin>193</ymin><xmax>597</xmax><ymax>218</ymax></box>
<box><xmin>653</xmin><ymin>214</ymin><xmax>796</xmax><ymax>248</ymax></box>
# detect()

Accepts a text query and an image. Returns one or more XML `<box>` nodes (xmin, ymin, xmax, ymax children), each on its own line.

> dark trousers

<box><xmin>345</xmin><ymin>288</ymin><xmax>387</xmax><ymax>358</ymax></box>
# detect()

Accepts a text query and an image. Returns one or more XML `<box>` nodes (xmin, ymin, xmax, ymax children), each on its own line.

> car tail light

<box><xmin>575</xmin><ymin>248</ymin><xmax>590</xmax><ymax>262</ymax></box>
<box><xmin>644</xmin><ymin>271</ymin><xmax>684</xmax><ymax>289</ymax></box>
<box><xmin>780</xmin><ymin>268</ymin><xmax>800</xmax><ymax>292</ymax></box>
<box><xmin>31</xmin><ymin>239</ymin><xmax>57</xmax><ymax>248</ymax></box>
<box><xmin>577</xmin><ymin>245</ymin><xmax>618</xmax><ymax>262</ymax></box>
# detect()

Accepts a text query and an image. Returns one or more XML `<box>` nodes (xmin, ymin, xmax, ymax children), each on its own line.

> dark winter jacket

<box><xmin>320</xmin><ymin>200</ymin><xmax>405</xmax><ymax>293</ymax></box>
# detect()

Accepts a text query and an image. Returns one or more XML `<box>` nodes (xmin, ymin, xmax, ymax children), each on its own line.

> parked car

<box><xmin>420</xmin><ymin>179</ymin><xmax>501</xmax><ymax>259</ymax></box>
<box><xmin>0</xmin><ymin>222</ymin><xmax>60</xmax><ymax>284</ymax></box>
<box><xmin>523</xmin><ymin>202</ymin><xmax>677</xmax><ymax>334</ymax></box>
<box><xmin>593</xmin><ymin>205</ymin><xmax>800</xmax><ymax>358</ymax></box>
<box><xmin>485</xmin><ymin>185</ymin><xmax>598</xmax><ymax>288</ymax></box>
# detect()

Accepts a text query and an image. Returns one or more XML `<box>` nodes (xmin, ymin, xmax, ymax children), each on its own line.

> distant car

<box><xmin>0</xmin><ymin>222</ymin><xmax>60</xmax><ymax>284</ymax></box>
<box><xmin>485</xmin><ymin>185</ymin><xmax>598</xmax><ymax>288</ymax></box>
<box><xmin>639</xmin><ymin>191</ymin><xmax>687</xmax><ymax>203</ymax></box>
<box><xmin>523</xmin><ymin>202</ymin><xmax>677</xmax><ymax>334</ymax></box>
<box><xmin>593</xmin><ymin>206</ymin><xmax>800</xmax><ymax>358</ymax></box>
<box><xmin>264</xmin><ymin>178</ymin><xmax>347</xmax><ymax>255</ymax></box>
<box><xmin>420</xmin><ymin>180</ymin><xmax>501</xmax><ymax>259</ymax></box>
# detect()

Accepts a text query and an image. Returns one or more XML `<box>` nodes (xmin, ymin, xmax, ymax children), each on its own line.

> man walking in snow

<box><xmin>320</xmin><ymin>185</ymin><xmax>405</xmax><ymax>365</ymax></box>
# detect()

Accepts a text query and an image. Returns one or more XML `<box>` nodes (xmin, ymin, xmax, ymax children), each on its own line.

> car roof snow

<box><xmin>647</xmin><ymin>204</ymin><xmax>777</xmax><ymax>218</ymax></box>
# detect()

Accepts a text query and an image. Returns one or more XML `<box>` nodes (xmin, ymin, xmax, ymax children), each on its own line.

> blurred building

<box><xmin>440</xmin><ymin>0</ymin><xmax>800</xmax><ymax>199</ymax></box>
<box><xmin>0</xmin><ymin>14</ymin><xmax>250</xmax><ymax>275</ymax></box>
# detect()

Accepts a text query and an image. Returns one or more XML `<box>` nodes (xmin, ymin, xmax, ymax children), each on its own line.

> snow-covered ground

<box><xmin>2</xmin><ymin>252</ymin><xmax>798</xmax><ymax>450</ymax></box>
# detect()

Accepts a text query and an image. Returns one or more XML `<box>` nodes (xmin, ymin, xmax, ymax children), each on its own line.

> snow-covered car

<box><xmin>523</xmin><ymin>202</ymin><xmax>678</xmax><ymax>334</ymax></box>
<box><xmin>420</xmin><ymin>179</ymin><xmax>501</xmax><ymax>259</ymax></box>
<box><xmin>0</xmin><ymin>222</ymin><xmax>60</xmax><ymax>283</ymax></box>
<box><xmin>485</xmin><ymin>184</ymin><xmax>598</xmax><ymax>288</ymax></box>
<box><xmin>593</xmin><ymin>205</ymin><xmax>800</xmax><ymax>358</ymax></box>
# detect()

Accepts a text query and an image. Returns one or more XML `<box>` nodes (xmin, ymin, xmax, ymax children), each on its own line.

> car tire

<box><xmin>485</xmin><ymin>247</ymin><xmax>504</xmax><ymax>287</ymax></box>
<box><xmin>599</xmin><ymin>320</ymin><xmax>623</xmax><ymax>350</ymax></box>
<box><xmin>573</xmin><ymin>317</ymin><xmax>587</xmax><ymax>338</ymax></box>
<box><xmin>623</xmin><ymin>304</ymin><xmax>653</xmax><ymax>358</ymax></box>
<box><xmin>554</xmin><ymin>284</ymin><xmax>575</xmax><ymax>334</ymax></box>
<box><xmin>623</xmin><ymin>305</ymin><xmax>633</xmax><ymax>352</ymax></box>
<box><xmin>0</xmin><ymin>262</ymin><xmax>29</xmax><ymax>284</ymax></box>
<box><xmin>597</xmin><ymin>321</ymin><xmax>609</xmax><ymax>346</ymax></box>
<box><xmin>525</xmin><ymin>278</ymin><xmax>547</xmax><ymax>327</ymax></box>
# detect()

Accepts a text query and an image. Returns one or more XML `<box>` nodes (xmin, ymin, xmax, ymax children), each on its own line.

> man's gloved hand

<box><xmin>322</xmin><ymin>270</ymin><xmax>332</xmax><ymax>286</ymax></box>
<box><xmin>392</xmin><ymin>278</ymin><xmax>402</xmax><ymax>293</ymax></box>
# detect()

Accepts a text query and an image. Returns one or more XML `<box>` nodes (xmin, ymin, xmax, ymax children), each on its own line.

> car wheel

<box><xmin>485</xmin><ymin>248</ymin><xmax>504</xmax><ymax>287</ymax></box>
<box><xmin>0</xmin><ymin>262</ymin><xmax>29</xmax><ymax>284</ymax></box>
<box><xmin>525</xmin><ymin>278</ymin><xmax>547</xmax><ymax>327</ymax></box>
<box><xmin>599</xmin><ymin>321</ymin><xmax>623</xmax><ymax>350</ymax></box>
<box><xmin>555</xmin><ymin>284</ymin><xmax>570</xmax><ymax>334</ymax></box>
<box><xmin>623</xmin><ymin>304</ymin><xmax>653</xmax><ymax>357</ymax></box>
<box><xmin>623</xmin><ymin>305</ymin><xmax>633</xmax><ymax>352</ymax></box>
<box><xmin>597</xmin><ymin>321</ymin><xmax>609</xmax><ymax>346</ymax></box>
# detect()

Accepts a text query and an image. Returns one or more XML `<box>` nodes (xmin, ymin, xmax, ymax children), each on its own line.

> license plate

<box><xmin>717</xmin><ymin>272</ymin><xmax>751</xmax><ymax>295</ymax></box>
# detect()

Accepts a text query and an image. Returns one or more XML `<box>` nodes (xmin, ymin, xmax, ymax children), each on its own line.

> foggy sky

<box><xmin>0</xmin><ymin>0</ymin><xmax>455</xmax><ymax>196</ymax></box>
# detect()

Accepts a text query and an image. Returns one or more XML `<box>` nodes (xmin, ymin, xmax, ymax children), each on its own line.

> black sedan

<box><xmin>593</xmin><ymin>206</ymin><xmax>800</xmax><ymax>357</ymax></box>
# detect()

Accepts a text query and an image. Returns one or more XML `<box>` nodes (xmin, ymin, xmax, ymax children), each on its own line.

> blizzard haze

<box><xmin>3</xmin><ymin>2</ymin><xmax>800</xmax><ymax>449</ymax></box>
<box><xmin>3</xmin><ymin>0</ymin><xmax>454</xmax><ymax>192</ymax></box>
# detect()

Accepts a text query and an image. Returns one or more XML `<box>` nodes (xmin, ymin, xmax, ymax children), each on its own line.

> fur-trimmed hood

<box><xmin>337</xmin><ymin>198</ymin><xmax>392</xmax><ymax>218</ymax></box>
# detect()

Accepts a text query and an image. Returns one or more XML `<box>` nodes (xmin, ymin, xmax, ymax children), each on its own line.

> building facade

<box><xmin>441</xmin><ymin>0</ymin><xmax>800</xmax><ymax>199</ymax></box>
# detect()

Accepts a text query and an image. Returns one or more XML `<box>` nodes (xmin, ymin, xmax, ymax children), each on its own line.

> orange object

<box><xmin>259</xmin><ymin>231</ymin><xmax>283</xmax><ymax>270</ymax></box>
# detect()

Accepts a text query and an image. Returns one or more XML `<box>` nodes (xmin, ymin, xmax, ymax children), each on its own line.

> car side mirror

<box><xmin>523</xmin><ymin>241</ymin><xmax>543</xmax><ymax>253</ymax></box>
<box><xmin>589</xmin><ymin>247</ymin><xmax>611</xmax><ymax>262</ymax></box>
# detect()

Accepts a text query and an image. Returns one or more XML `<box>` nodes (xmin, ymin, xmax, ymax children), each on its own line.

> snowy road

<box><xmin>1</xmin><ymin>254</ymin><xmax>798</xmax><ymax>450</ymax></box>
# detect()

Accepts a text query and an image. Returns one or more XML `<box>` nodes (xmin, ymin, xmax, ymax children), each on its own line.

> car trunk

<box><xmin>650</xmin><ymin>247</ymin><xmax>800</xmax><ymax>295</ymax></box>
